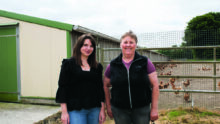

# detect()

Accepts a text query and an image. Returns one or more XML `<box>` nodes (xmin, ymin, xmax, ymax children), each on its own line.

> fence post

<box><xmin>140</xmin><ymin>49</ymin><xmax>143</xmax><ymax>56</ymax></box>
<box><xmin>101</xmin><ymin>48</ymin><xmax>104</xmax><ymax>67</ymax></box>
<box><xmin>96</xmin><ymin>37</ymin><xmax>100</xmax><ymax>62</ymax></box>
<box><xmin>213</xmin><ymin>47</ymin><xmax>216</xmax><ymax>91</ymax></box>
<box><xmin>96</xmin><ymin>46</ymin><xmax>100</xmax><ymax>62</ymax></box>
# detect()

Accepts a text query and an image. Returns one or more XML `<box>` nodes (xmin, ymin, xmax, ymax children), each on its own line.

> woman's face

<box><xmin>120</xmin><ymin>36</ymin><xmax>137</xmax><ymax>57</ymax></box>
<box><xmin>80</xmin><ymin>39</ymin><xmax>94</xmax><ymax>58</ymax></box>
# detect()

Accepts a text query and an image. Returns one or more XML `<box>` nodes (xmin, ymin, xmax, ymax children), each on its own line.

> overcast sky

<box><xmin>1</xmin><ymin>0</ymin><xmax>220</xmax><ymax>38</ymax></box>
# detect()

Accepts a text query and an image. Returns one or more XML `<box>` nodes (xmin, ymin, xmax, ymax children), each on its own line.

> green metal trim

<box><xmin>0</xmin><ymin>22</ymin><xmax>18</xmax><ymax>27</ymax></box>
<box><xmin>0</xmin><ymin>91</ymin><xmax>19</xmax><ymax>94</ymax></box>
<box><xmin>66</xmin><ymin>31</ymin><xmax>71</xmax><ymax>58</ymax></box>
<box><xmin>20</xmin><ymin>96</ymin><xmax>55</xmax><ymax>100</ymax></box>
<box><xmin>0</xmin><ymin>34</ymin><xmax>18</xmax><ymax>102</ymax></box>
<box><xmin>0</xmin><ymin>10</ymin><xmax>73</xmax><ymax>31</ymax></box>
<box><xmin>0</xmin><ymin>26</ymin><xmax>16</xmax><ymax>35</ymax></box>
<box><xmin>0</xmin><ymin>93</ymin><xmax>18</xmax><ymax>102</ymax></box>
<box><xmin>0</xmin><ymin>35</ymin><xmax>17</xmax><ymax>37</ymax></box>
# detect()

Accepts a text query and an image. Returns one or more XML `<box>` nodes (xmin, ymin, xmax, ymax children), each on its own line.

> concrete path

<box><xmin>0</xmin><ymin>102</ymin><xmax>60</xmax><ymax>124</ymax></box>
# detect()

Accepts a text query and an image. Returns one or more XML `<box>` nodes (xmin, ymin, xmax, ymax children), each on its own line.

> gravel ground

<box><xmin>0</xmin><ymin>102</ymin><xmax>60</xmax><ymax>124</ymax></box>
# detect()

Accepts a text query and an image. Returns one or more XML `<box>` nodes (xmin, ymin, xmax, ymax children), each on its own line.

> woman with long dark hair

<box><xmin>56</xmin><ymin>33</ymin><xmax>105</xmax><ymax>124</ymax></box>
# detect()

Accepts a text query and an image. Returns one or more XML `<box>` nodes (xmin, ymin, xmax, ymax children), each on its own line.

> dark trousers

<box><xmin>111</xmin><ymin>104</ymin><xmax>150</xmax><ymax>124</ymax></box>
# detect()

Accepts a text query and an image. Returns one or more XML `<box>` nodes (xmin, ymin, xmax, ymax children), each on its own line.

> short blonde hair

<box><xmin>120</xmin><ymin>30</ymin><xmax>138</xmax><ymax>43</ymax></box>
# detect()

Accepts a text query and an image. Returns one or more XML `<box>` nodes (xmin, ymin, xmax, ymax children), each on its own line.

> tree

<box><xmin>183</xmin><ymin>12</ymin><xmax>220</xmax><ymax>59</ymax></box>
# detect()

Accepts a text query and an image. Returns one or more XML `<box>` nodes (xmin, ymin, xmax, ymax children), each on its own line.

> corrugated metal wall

<box><xmin>71</xmin><ymin>31</ymin><xmax>120</xmax><ymax>49</ymax></box>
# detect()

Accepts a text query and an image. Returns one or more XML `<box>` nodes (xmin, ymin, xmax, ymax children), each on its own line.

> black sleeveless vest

<box><xmin>110</xmin><ymin>52</ymin><xmax>152</xmax><ymax>109</ymax></box>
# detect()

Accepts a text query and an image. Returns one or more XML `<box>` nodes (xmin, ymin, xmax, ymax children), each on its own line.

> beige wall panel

<box><xmin>20</xmin><ymin>22</ymin><xmax>67</xmax><ymax>97</ymax></box>
<box><xmin>50</xmin><ymin>31</ymin><xmax>67</xmax><ymax>98</ymax></box>
<box><xmin>0</xmin><ymin>17</ymin><xmax>67</xmax><ymax>97</ymax></box>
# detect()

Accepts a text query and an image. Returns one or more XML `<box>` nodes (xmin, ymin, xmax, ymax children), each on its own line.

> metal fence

<box><xmin>99</xmin><ymin>29</ymin><xmax>220</xmax><ymax>110</ymax></box>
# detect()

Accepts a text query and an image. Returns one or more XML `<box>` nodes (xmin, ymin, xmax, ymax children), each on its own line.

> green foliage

<box><xmin>168</xmin><ymin>110</ymin><xmax>187</xmax><ymax>119</ymax></box>
<box><xmin>186</xmin><ymin>12</ymin><xmax>220</xmax><ymax>30</ymax></box>
<box><xmin>183</xmin><ymin>12</ymin><xmax>220</xmax><ymax>59</ymax></box>
<box><xmin>200</xmin><ymin>112</ymin><xmax>220</xmax><ymax>117</ymax></box>
<box><xmin>157</xmin><ymin>45</ymin><xmax>193</xmax><ymax>60</ymax></box>
<box><xmin>159</xmin><ymin>107</ymin><xmax>220</xmax><ymax>123</ymax></box>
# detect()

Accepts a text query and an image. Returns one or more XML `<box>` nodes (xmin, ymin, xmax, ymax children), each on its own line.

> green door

<box><xmin>0</xmin><ymin>26</ymin><xmax>19</xmax><ymax>102</ymax></box>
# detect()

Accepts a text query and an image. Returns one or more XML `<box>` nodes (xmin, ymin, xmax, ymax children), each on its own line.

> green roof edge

<box><xmin>0</xmin><ymin>10</ymin><xmax>73</xmax><ymax>31</ymax></box>
<box><xmin>66</xmin><ymin>31</ymin><xmax>72</xmax><ymax>58</ymax></box>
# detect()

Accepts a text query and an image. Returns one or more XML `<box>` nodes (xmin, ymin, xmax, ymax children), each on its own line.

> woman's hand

<box><xmin>149</xmin><ymin>72</ymin><xmax>159</xmax><ymax>121</ymax></box>
<box><xmin>61</xmin><ymin>111</ymin><xmax>69</xmax><ymax>124</ymax></box>
<box><xmin>106</xmin><ymin>104</ymin><xmax>113</xmax><ymax>118</ymax></box>
<box><xmin>150</xmin><ymin>108</ymin><xmax>159</xmax><ymax>121</ymax></box>
<box><xmin>103</xmin><ymin>76</ymin><xmax>113</xmax><ymax>119</ymax></box>
<box><xmin>99</xmin><ymin>107</ymin><xmax>106</xmax><ymax>124</ymax></box>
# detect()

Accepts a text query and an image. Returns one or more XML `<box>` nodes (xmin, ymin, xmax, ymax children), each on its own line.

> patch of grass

<box><xmin>161</xmin><ymin>117</ymin><xmax>167</xmax><ymax>121</ymax></box>
<box><xmin>168</xmin><ymin>110</ymin><xmax>187</xmax><ymax>120</ymax></box>
<box><xmin>200</xmin><ymin>111</ymin><xmax>220</xmax><ymax>117</ymax></box>
<box><xmin>159</xmin><ymin>107</ymin><xmax>220</xmax><ymax>124</ymax></box>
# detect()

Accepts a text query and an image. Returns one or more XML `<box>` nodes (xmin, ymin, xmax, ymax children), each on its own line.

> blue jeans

<box><xmin>68</xmin><ymin>107</ymin><xmax>100</xmax><ymax>124</ymax></box>
<box><xmin>111</xmin><ymin>105</ymin><xmax>150</xmax><ymax>124</ymax></box>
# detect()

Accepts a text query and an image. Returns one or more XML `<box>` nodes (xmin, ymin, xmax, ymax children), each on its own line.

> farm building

<box><xmin>1</xmin><ymin>10</ymin><xmax>219</xmax><ymax>110</ymax></box>
<box><xmin>0</xmin><ymin>9</ymin><xmax>122</xmax><ymax>104</ymax></box>
<box><xmin>0</xmin><ymin>10</ymin><xmax>167</xmax><ymax>104</ymax></box>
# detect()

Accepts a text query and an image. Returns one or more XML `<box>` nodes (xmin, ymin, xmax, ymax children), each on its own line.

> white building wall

<box><xmin>0</xmin><ymin>17</ymin><xmax>67</xmax><ymax>97</ymax></box>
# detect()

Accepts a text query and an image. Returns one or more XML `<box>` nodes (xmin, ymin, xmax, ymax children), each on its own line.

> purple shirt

<box><xmin>104</xmin><ymin>59</ymin><xmax>156</xmax><ymax>78</ymax></box>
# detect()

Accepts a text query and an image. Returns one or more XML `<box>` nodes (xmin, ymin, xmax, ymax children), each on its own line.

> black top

<box><xmin>110</xmin><ymin>52</ymin><xmax>152</xmax><ymax>109</ymax></box>
<box><xmin>55</xmin><ymin>58</ymin><xmax>104</xmax><ymax>111</ymax></box>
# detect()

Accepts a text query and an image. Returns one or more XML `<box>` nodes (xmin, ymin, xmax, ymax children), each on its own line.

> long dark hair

<box><xmin>72</xmin><ymin>33</ymin><xmax>98</xmax><ymax>68</ymax></box>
